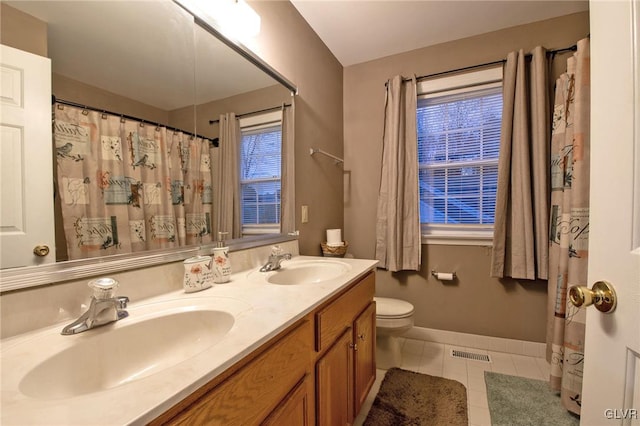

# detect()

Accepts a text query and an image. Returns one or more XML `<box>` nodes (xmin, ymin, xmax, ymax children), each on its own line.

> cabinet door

<box><xmin>353</xmin><ymin>302</ymin><xmax>376</xmax><ymax>416</ymax></box>
<box><xmin>316</xmin><ymin>328</ymin><xmax>353</xmax><ymax>426</ymax></box>
<box><xmin>159</xmin><ymin>320</ymin><xmax>312</xmax><ymax>426</ymax></box>
<box><xmin>262</xmin><ymin>375</ymin><xmax>312</xmax><ymax>426</ymax></box>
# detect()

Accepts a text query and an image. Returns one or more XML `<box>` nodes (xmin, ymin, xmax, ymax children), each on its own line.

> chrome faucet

<box><xmin>61</xmin><ymin>278</ymin><xmax>129</xmax><ymax>335</ymax></box>
<box><xmin>260</xmin><ymin>246</ymin><xmax>292</xmax><ymax>272</ymax></box>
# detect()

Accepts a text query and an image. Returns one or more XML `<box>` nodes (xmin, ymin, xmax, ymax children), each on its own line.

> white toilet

<box><xmin>374</xmin><ymin>297</ymin><xmax>415</xmax><ymax>370</ymax></box>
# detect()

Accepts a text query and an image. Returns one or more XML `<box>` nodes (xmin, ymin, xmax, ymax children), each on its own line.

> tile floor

<box><xmin>354</xmin><ymin>337</ymin><xmax>551</xmax><ymax>426</ymax></box>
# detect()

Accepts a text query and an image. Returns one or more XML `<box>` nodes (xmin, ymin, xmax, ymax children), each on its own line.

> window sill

<box><xmin>242</xmin><ymin>225</ymin><xmax>281</xmax><ymax>237</ymax></box>
<box><xmin>421</xmin><ymin>232</ymin><xmax>493</xmax><ymax>246</ymax></box>
<box><xmin>421</xmin><ymin>224</ymin><xmax>494</xmax><ymax>246</ymax></box>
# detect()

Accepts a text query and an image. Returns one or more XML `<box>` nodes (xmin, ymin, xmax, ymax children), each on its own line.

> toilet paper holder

<box><xmin>431</xmin><ymin>270</ymin><xmax>457</xmax><ymax>280</ymax></box>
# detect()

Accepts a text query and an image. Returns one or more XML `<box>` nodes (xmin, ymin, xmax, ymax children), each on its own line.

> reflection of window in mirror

<box><xmin>239</xmin><ymin>112</ymin><xmax>282</xmax><ymax>237</ymax></box>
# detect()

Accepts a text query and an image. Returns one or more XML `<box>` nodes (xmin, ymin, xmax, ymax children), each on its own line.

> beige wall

<box><xmin>0</xmin><ymin>3</ymin><xmax>47</xmax><ymax>56</ymax></box>
<box><xmin>190</xmin><ymin>84</ymin><xmax>292</xmax><ymax>140</ymax></box>
<box><xmin>344</xmin><ymin>12</ymin><xmax>590</xmax><ymax>342</ymax></box>
<box><xmin>249</xmin><ymin>1</ymin><xmax>344</xmax><ymax>255</ymax></box>
<box><xmin>53</xmin><ymin>74</ymin><xmax>173</xmax><ymax>126</ymax></box>
<box><xmin>0</xmin><ymin>4</ymin><xmax>183</xmax><ymax>128</ymax></box>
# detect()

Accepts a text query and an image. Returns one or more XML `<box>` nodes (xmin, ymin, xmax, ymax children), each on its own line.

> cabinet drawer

<box><xmin>166</xmin><ymin>319</ymin><xmax>312</xmax><ymax>426</ymax></box>
<box><xmin>315</xmin><ymin>271</ymin><xmax>374</xmax><ymax>352</ymax></box>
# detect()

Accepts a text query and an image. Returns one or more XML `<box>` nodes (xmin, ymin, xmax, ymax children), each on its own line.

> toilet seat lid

<box><xmin>374</xmin><ymin>297</ymin><xmax>414</xmax><ymax>318</ymax></box>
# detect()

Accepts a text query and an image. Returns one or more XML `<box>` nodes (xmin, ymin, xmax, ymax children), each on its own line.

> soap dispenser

<box><xmin>212</xmin><ymin>231</ymin><xmax>231</xmax><ymax>283</ymax></box>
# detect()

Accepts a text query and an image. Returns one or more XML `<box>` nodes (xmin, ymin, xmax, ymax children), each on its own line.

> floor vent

<box><xmin>450</xmin><ymin>349</ymin><xmax>491</xmax><ymax>363</ymax></box>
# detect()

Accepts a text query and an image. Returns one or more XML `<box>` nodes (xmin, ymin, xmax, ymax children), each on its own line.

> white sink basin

<box><xmin>6</xmin><ymin>297</ymin><xmax>250</xmax><ymax>400</ymax></box>
<box><xmin>250</xmin><ymin>259</ymin><xmax>351</xmax><ymax>285</ymax></box>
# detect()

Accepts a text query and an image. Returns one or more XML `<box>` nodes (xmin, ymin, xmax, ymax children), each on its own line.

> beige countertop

<box><xmin>0</xmin><ymin>256</ymin><xmax>377</xmax><ymax>425</ymax></box>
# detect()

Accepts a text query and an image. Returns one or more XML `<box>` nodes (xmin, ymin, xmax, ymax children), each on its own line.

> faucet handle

<box><xmin>271</xmin><ymin>245</ymin><xmax>283</xmax><ymax>255</ymax></box>
<box><xmin>116</xmin><ymin>296</ymin><xmax>129</xmax><ymax>309</ymax></box>
<box><xmin>88</xmin><ymin>278</ymin><xmax>119</xmax><ymax>299</ymax></box>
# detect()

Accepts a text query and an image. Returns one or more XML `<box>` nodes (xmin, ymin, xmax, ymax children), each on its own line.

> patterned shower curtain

<box><xmin>54</xmin><ymin>103</ymin><xmax>213</xmax><ymax>260</ymax></box>
<box><xmin>546</xmin><ymin>37</ymin><xmax>590</xmax><ymax>416</ymax></box>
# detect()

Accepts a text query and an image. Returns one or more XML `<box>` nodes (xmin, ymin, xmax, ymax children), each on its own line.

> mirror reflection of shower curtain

<box><xmin>546</xmin><ymin>37</ymin><xmax>590</xmax><ymax>416</ymax></box>
<box><xmin>54</xmin><ymin>103</ymin><xmax>212</xmax><ymax>260</ymax></box>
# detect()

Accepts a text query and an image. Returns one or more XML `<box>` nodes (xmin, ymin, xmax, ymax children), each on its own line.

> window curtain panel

<box><xmin>375</xmin><ymin>75</ymin><xmax>421</xmax><ymax>272</ymax></box>
<box><xmin>54</xmin><ymin>103</ymin><xmax>212</xmax><ymax>260</ymax></box>
<box><xmin>280</xmin><ymin>101</ymin><xmax>295</xmax><ymax>234</ymax></box>
<box><xmin>491</xmin><ymin>47</ymin><xmax>550</xmax><ymax>280</ymax></box>
<box><xmin>214</xmin><ymin>113</ymin><xmax>241</xmax><ymax>240</ymax></box>
<box><xmin>546</xmin><ymin>38</ymin><xmax>590</xmax><ymax>416</ymax></box>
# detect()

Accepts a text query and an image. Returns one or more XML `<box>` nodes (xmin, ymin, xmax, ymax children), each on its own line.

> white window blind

<box><xmin>239</xmin><ymin>119</ymin><xmax>282</xmax><ymax>234</ymax></box>
<box><xmin>417</xmin><ymin>67</ymin><xmax>502</xmax><ymax>243</ymax></box>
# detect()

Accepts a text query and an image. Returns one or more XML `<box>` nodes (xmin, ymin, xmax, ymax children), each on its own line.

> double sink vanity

<box><xmin>1</xmin><ymin>0</ymin><xmax>370</xmax><ymax>423</ymax></box>
<box><xmin>1</xmin><ymin>254</ymin><xmax>378</xmax><ymax>425</ymax></box>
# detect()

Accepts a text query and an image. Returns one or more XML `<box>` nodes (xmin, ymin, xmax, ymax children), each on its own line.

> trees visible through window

<box><xmin>417</xmin><ymin>68</ymin><xmax>502</xmax><ymax>241</ymax></box>
<box><xmin>240</xmin><ymin>124</ymin><xmax>281</xmax><ymax>235</ymax></box>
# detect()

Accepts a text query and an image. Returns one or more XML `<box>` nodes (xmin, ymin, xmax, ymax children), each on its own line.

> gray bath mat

<box><xmin>485</xmin><ymin>371</ymin><xmax>580</xmax><ymax>426</ymax></box>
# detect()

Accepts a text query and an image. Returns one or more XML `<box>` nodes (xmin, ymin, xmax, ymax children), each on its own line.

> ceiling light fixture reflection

<box><xmin>178</xmin><ymin>0</ymin><xmax>261</xmax><ymax>41</ymax></box>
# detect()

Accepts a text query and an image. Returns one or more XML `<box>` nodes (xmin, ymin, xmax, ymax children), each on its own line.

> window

<box><xmin>239</xmin><ymin>112</ymin><xmax>282</xmax><ymax>236</ymax></box>
<box><xmin>417</xmin><ymin>67</ymin><xmax>502</xmax><ymax>243</ymax></box>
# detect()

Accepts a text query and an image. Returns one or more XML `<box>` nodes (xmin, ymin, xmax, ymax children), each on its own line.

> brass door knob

<box><xmin>569</xmin><ymin>281</ymin><xmax>617</xmax><ymax>313</ymax></box>
<box><xmin>33</xmin><ymin>245</ymin><xmax>50</xmax><ymax>257</ymax></box>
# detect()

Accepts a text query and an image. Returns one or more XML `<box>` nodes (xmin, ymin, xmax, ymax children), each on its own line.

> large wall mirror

<box><xmin>0</xmin><ymin>0</ymin><xmax>297</xmax><ymax>290</ymax></box>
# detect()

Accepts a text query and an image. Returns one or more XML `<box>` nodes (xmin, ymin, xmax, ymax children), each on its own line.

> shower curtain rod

<box><xmin>52</xmin><ymin>96</ymin><xmax>218</xmax><ymax>147</ymax></box>
<box><xmin>208</xmin><ymin>103</ymin><xmax>292</xmax><ymax>125</ymax></box>
<box><xmin>392</xmin><ymin>43</ymin><xmax>578</xmax><ymax>85</ymax></box>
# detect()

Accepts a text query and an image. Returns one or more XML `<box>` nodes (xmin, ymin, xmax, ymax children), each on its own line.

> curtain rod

<box><xmin>392</xmin><ymin>43</ymin><xmax>578</xmax><ymax>85</ymax></box>
<box><xmin>208</xmin><ymin>103</ymin><xmax>292</xmax><ymax>125</ymax></box>
<box><xmin>52</xmin><ymin>96</ymin><xmax>218</xmax><ymax>147</ymax></box>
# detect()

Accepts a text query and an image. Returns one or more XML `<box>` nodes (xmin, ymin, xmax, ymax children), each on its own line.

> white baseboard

<box><xmin>404</xmin><ymin>326</ymin><xmax>546</xmax><ymax>358</ymax></box>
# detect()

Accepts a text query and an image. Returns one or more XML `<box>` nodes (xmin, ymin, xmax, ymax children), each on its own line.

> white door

<box><xmin>581</xmin><ymin>0</ymin><xmax>640</xmax><ymax>424</ymax></box>
<box><xmin>0</xmin><ymin>44</ymin><xmax>55</xmax><ymax>268</ymax></box>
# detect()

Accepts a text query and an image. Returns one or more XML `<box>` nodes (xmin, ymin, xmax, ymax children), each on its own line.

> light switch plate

<box><xmin>301</xmin><ymin>205</ymin><xmax>309</xmax><ymax>223</ymax></box>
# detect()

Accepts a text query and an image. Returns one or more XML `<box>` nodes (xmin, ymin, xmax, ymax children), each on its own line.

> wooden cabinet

<box><xmin>353</xmin><ymin>301</ymin><xmax>376</xmax><ymax>416</ymax></box>
<box><xmin>151</xmin><ymin>319</ymin><xmax>313</xmax><ymax>426</ymax></box>
<box><xmin>315</xmin><ymin>272</ymin><xmax>376</xmax><ymax>425</ymax></box>
<box><xmin>263</xmin><ymin>375</ymin><xmax>313</xmax><ymax>426</ymax></box>
<box><xmin>315</xmin><ymin>271</ymin><xmax>375</xmax><ymax>352</ymax></box>
<box><xmin>316</xmin><ymin>329</ymin><xmax>353</xmax><ymax>426</ymax></box>
<box><xmin>152</xmin><ymin>270</ymin><xmax>376</xmax><ymax>426</ymax></box>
